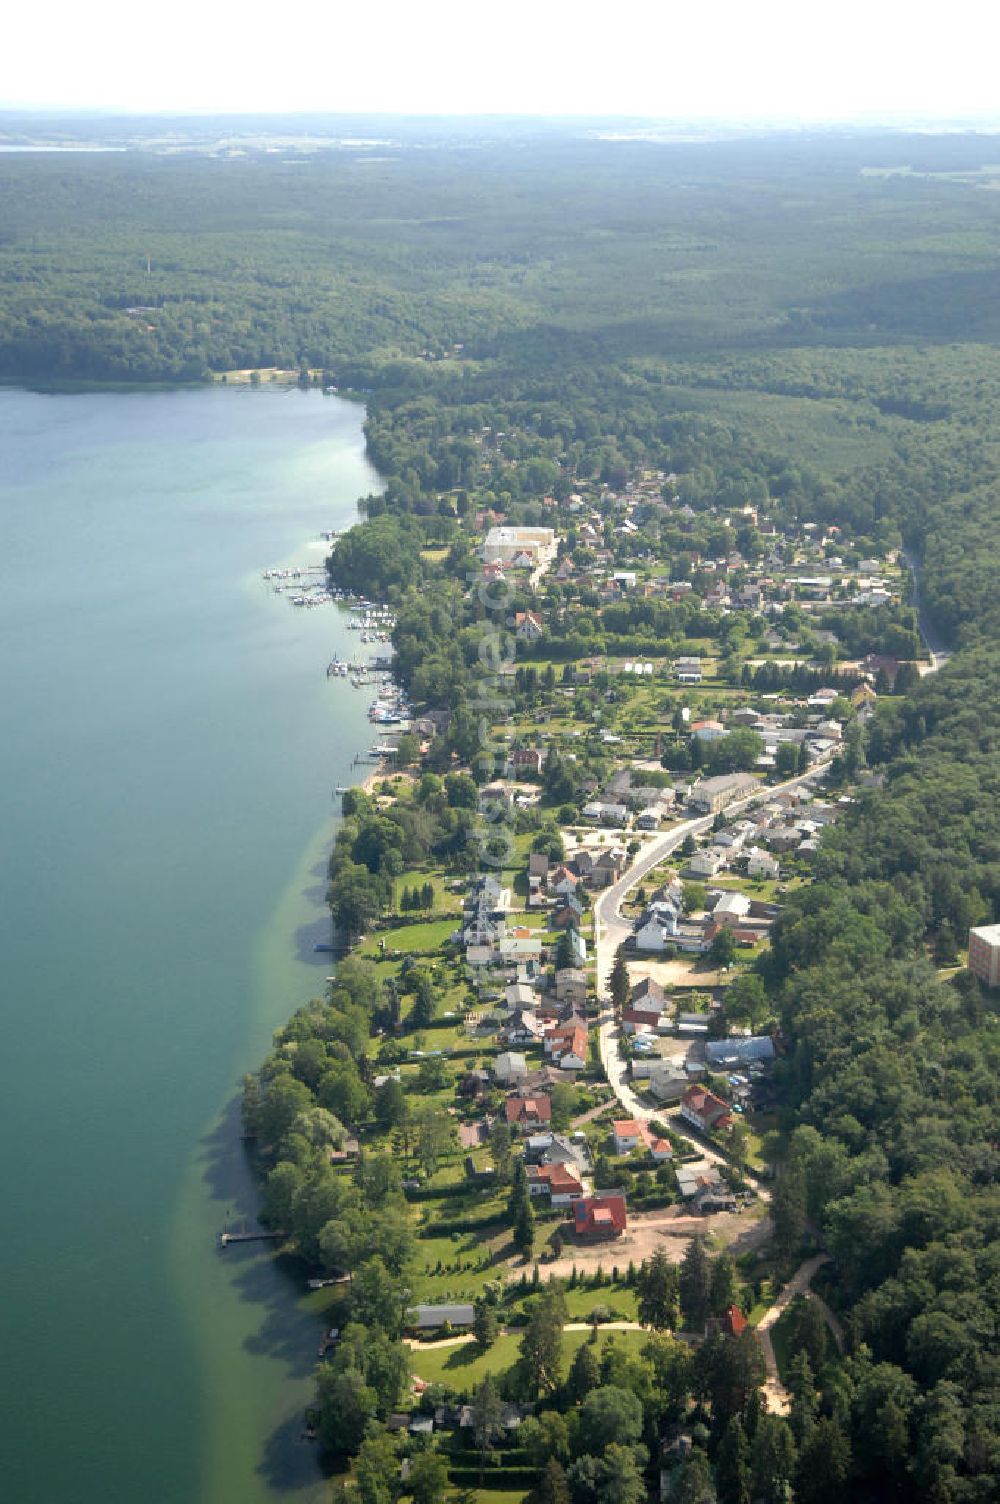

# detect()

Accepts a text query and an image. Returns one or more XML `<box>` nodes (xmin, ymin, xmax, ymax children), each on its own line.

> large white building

<box><xmin>482</xmin><ymin>526</ymin><xmax>557</xmax><ymax>566</ymax></box>
<box><xmin>968</xmin><ymin>924</ymin><xmax>1000</xmax><ymax>987</ymax></box>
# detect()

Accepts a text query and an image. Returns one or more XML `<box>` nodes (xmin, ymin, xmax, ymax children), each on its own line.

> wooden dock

<box><xmin>218</xmin><ymin>1229</ymin><xmax>284</xmax><ymax>1249</ymax></box>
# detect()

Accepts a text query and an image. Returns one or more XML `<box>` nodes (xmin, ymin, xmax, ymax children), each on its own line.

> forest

<box><xmin>4</xmin><ymin>117</ymin><xmax>1000</xmax><ymax>1503</ymax></box>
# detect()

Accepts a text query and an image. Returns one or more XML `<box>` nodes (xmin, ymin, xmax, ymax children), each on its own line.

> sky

<box><xmin>4</xmin><ymin>0</ymin><xmax>1000</xmax><ymax>121</ymax></box>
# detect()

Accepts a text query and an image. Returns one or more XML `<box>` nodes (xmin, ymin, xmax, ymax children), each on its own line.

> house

<box><xmin>500</xmin><ymin>1008</ymin><xmax>546</xmax><ymax>1046</ymax></box>
<box><xmin>526</xmin><ymin>1162</ymin><xmax>584</xmax><ymax>1206</ymax></box>
<box><xmin>624</xmin><ymin>992</ymin><xmax>666</xmax><ymax>1027</ymax></box>
<box><xmin>545</xmin><ymin>1022</ymin><xmax>589</xmax><ymax>1070</ymax></box>
<box><xmin>504</xmin><ymin>747</ymin><xmax>546</xmax><ymax>779</ymax></box>
<box><xmin>552</xmin><ymin>897</ymin><xmax>585</xmax><ymax>930</ymax></box>
<box><xmin>565</xmin><ymin>928</ymin><xmax>588</xmax><ymax>966</ymax></box>
<box><xmin>747</xmin><ymin>846</ymin><xmax>780</xmax><ymax>880</ymax></box>
<box><xmin>505</xmin><ymin>981</ymin><xmax>536</xmax><ymax>1011</ymax></box>
<box><xmin>691</xmin><ymin>719</ymin><xmax>727</xmax><ymax>742</ymax></box>
<box><xmin>524</xmin><ymin>1131</ymin><xmax>591</xmax><ymax>1175</ymax></box>
<box><xmin>711</xmin><ymin>891</ymin><xmax>752</xmax><ymax>927</ymax></box>
<box><xmin>551</xmin><ymin>867</ymin><xmax>581</xmax><ymax>899</ymax></box>
<box><xmin>612</xmin><ymin>1119</ymin><xmax>673</xmax><ymax>1161</ymax></box>
<box><xmin>528</xmin><ymin>851</ymin><xmax>550</xmax><ymax>886</ymax></box>
<box><xmin>573</xmin><ymin>1193</ymin><xmax>628</xmax><ymax>1241</ymax></box>
<box><xmin>483</xmin><ymin>525</ymin><xmax>557</xmax><ymax>566</ymax></box>
<box><xmin>591</xmin><ymin>803</ymin><xmax>630</xmax><ymax>828</ymax></box>
<box><xmin>680</xmin><ymin>1085</ymin><xmax>734</xmax><ymax>1135</ymax></box>
<box><xmin>555</xmin><ymin>967</ymin><xmax>588</xmax><ymax>1006</ymax></box>
<box><xmin>766</xmin><ymin>827</ymin><xmax>802</xmax><ymax>854</ymax></box>
<box><xmin>706</xmin><ymin>1305</ymin><xmax>749</xmax><ymax>1339</ymax></box>
<box><xmin>632</xmin><ymin>975</ymin><xmax>667</xmax><ymax>1010</ymax></box>
<box><xmin>494</xmin><ymin>1051</ymin><xmax>528</xmax><ymax>1083</ymax></box>
<box><xmin>505</xmin><ymin>1094</ymin><xmax>553</xmax><ymax>1131</ymax></box>
<box><xmin>409</xmin><ymin>1303</ymin><xmax>476</xmax><ymax>1330</ymax></box>
<box><xmin>675</xmin><ymin>1163</ymin><xmax>721</xmax><ymax>1199</ymax></box>
<box><xmin>686</xmin><ymin>847</ymin><xmax>727</xmax><ymax>879</ymax></box>
<box><xmin>637</xmin><ymin>807</ymin><xmax>662</xmax><ymax>831</ymax></box>
<box><xmin>645</xmin><ymin>1071</ymin><xmax>690</xmax><ymax>1104</ymax></box>
<box><xmin>515</xmin><ymin>611</ymin><xmax>544</xmax><ymax>641</ymax></box>
<box><xmin>590</xmin><ymin>846</ymin><xmax>627</xmax><ymax>888</ymax></box>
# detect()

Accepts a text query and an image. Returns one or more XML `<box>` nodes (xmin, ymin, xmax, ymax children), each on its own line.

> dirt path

<box><xmin>755</xmin><ymin>1253</ymin><xmax>833</xmax><ymax>1413</ymax></box>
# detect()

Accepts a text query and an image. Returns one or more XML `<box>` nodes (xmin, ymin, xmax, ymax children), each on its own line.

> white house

<box><xmin>747</xmin><ymin>847</ymin><xmax>780</xmax><ymax>880</ymax></box>
<box><xmin>687</xmin><ymin>848</ymin><xmax>726</xmax><ymax>879</ymax></box>
<box><xmin>712</xmin><ymin>892</ymin><xmax>752</xmax><ymax>926</ymax></box>
<box><xmin>494</xmin><ymin>1051</ymin><xmax>528</xmax><ymax>1083</ymax></box>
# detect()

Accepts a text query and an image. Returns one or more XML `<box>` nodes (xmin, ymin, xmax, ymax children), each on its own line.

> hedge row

<box><xmin>447</xmin><ymin>1467</ymin><xmax>541</xmax><ymax>1489</ymax></box>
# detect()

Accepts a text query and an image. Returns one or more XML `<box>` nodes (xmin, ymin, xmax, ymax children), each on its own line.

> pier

<box><xmin>218</xmin><ymin>1229</ymin><xmax>285</xmax><ymax>1249</ymax></box>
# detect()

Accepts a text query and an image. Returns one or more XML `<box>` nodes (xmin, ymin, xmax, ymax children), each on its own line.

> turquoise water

<box><xmin>0</xmin><ymin>385</ymin><xmax>380</xmax><ymax>1502</ymax></box>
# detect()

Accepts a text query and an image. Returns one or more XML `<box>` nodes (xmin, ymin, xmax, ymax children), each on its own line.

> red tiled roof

<box><xmin>505</xmin><ymin>1095</ymin><xmax>552</xmax><ymax>1125</ymax></box>
<box><xmin>724</xmin><ymin>1305</ymin><xmax>747</xmax><ymax>1336</ymax></box>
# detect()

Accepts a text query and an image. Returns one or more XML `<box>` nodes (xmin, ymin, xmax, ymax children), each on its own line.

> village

<box><xmin>261</xmin><ymin>468</ymin><xmax>933</xmax><ymax>1493</ymax></box>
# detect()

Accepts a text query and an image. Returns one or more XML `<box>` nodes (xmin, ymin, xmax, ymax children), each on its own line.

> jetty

<box><xmin>218</xmin><ymin>1229</ymin><xmax>284</xmax><ymax>1249</ymax></box>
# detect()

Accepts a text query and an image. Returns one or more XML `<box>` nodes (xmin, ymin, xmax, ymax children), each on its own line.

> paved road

<box><xmin>592</xmin><ymin>765</ymin><xmax>829</xmax><ymax>1147</ymax></box>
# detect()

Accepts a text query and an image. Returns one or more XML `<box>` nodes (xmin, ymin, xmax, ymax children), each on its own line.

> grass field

<box><xmin>359</xmin><ymin>917</ymin><xmax>458</xmax><ymax>956</ymax></box>
<box><xmin>410</xmin><ymin>1326</ymin><xmax>649</xmax><ymax>1391</ymax></box>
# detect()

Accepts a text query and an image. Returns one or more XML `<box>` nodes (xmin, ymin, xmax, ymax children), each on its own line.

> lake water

<box><xmin>0</xmin><ymin>384</ymin><xmax>381</xmax><ymax>1503</ymax></box>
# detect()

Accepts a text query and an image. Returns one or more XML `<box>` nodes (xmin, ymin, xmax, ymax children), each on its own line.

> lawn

<box><xmin>359</xmin><ymin>917</ymin><xmax>458</xmax><ymax>956</ymax></box>
<box><xmin>409</xmin><ymin>1327</ymin><xmax>649</xmax><ymax>1391</ymax></box>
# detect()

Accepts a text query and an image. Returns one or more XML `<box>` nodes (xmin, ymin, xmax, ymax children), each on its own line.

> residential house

<box><xmin>686</xmin><ymin>847</ymin><xmax>727</xmax><ymax>879</ymax></box>
<box><xmin>680</xmin><ymin>1085</ymin><xmax>734</xmax><ymax>1135</ymax></box>
<box><xmin>504</xmin><ymin>747</ymin><xmax>546</xmax><ymax>780</ymax></box>
<box><xmin>747</xmin><ymin>846</ymin><xmax>780</xmax><ymax>880</ymax></box>
<box><xmin>644</xmin><ymin>1070</ymin><xmax>690</xmax><ymax>1105</ymax></box>
<box><xmin>632</xmin><ymin>976</ymin><xmax>667</xmax><ymax>1011</ymax></box>
<box><xmin>552</xmin><ymin>897</ymin><xmax>585</xmax><ymax>930</ymax></box>
<box><xmin>573</xmin><ymin>1194</ymin><xmax>628</xmax><ymax>1241</ymax></box>
<box><xmin>526</xmin><ymin>1162</ymin><xmax>584</xmax><ymax>1206</ymax></box>
<box><xmin>766</xmin><ymin>827</ymin><xmax>802</xmax><ymax>854</ymax></box>
<box><xmin>408</xmin><ymin>1303</ymin><xmax>476</xmax><ymax>1331</ymax></box>
<box><xmin>612</xmin><ymin>1119</ymin><xmax>673</xmax><ymax>1162</ymax></box>
<box><xmin>514</xmin><ymin>611</ymin><xmax>544</xmax><ymax>641</ymax></box>
<box><xmin>622</xmin><ymin>992</ymin><xmax>667</xmax><ymax>1030</ymax></box>
<box><xmin>494</xmin><ymin>1051</ymin><xmax>528</xmax><ymax>1084</ymax></box>
<box><xmin>691</xmin><ymin>719</ymin><xmax>727</xmax><ymax>742</ymax></box>
<box><xmin>504</xmin><ymin>981</ymin><xmax>536</xmax><ymax>1011</ymax></box>
<box><xmin>637</xmin><ymin>807</ymin><xmax>662</xmax><ymax>831</ymax></box>
<box><xmin>500</xmin><ymin>1008</ymin><xmax>546</xmax><ymax>1046</ymax></box>
<box><xmin>544</xmin><ymin>1022</ymin><xmax>589</xmax><ymax>1070</ymax></box>
<box><xmin>483</xmin><ymin>525</ymin><xmax>557</xmax><ymax>567</ymax></box>
<box><xmin>555</xmin><ymin>968</ymin><xmax>588</xmax><ymax>1006</ymax></box>
<box><xmin>550</xmin><ymin>866</ymin><xmax>582</xmax><ymax>899</ymax></box>
<box><xmin>505</xmin><ymin>1095</ymin><xmax>553</xmax><ymax>1132</ymax></box>
<box><xmin>566</xmin><ymin>927</ymin><xmax>588</xmax><ymax>967</ymax></box>
<box><xmin>582</xmin><ymin>801</ymin><xmax>629</xmax><ymax>828</ymax></box>
<box><xmin>711</xmin><ymin>892</ymin><xmax>752</xmax><ymax>927</ymax></box>
<box><xmin>590</xmin><ymin>846</ymin><xmax>627</xmax><ymax>888</ymax></box>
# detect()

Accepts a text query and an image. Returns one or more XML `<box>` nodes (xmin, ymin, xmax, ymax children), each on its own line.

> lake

<box><xmin>0</xmin><ymin>384</ymin><xmax>381</xmax><ymax>1503</ymax></box>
